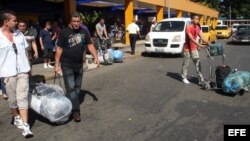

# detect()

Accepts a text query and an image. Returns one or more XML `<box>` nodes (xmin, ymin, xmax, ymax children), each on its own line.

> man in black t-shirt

<box><xmin>55</xmin><ymin>12</ymin><xmax>100</xmax><ymax>122</ymax></box>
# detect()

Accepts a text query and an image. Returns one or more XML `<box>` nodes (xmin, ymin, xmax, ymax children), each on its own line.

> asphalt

<box><xmin>1</xmin><ymin>39</ymin><xmax>250</xmax><ymax>141</ymax></box>
<box><xmin>31</xmin><ymin>40</ymin><xmax>145</xmax><ymax>81</ymax></box>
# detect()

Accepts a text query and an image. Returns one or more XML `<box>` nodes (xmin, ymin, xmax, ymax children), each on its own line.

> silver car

<box><xmin>232</xmin><ymin>24</ymin><xmax>250</xmax><ymax>43</ymax></box>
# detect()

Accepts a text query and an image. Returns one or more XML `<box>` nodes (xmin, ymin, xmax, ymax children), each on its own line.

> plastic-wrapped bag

<box><xmin>208</xmin><ymin>43</ymin><xmax>224</xmax><ymax>56</ymax></box>
<box><xmin>112</xmin><ymin>50</ymin><xmax>124</xmax><ymax>62</ymax></box>
<box><xmin>222</xmin><ymin>71</ymin><xmax>250</xmax><ymax>94</ymax></box>
<box><xmin>29</xmin><ymin>83</ymin><xmax>72</xmax><ymax>124</ymax></box>
<box><xmin>98</xmin><ymin>51</ymin><xmax>113</xmax><ymax>65</ymax></box>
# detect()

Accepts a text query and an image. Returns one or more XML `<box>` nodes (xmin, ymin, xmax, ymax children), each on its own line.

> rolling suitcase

<box><xmin>215</xmin><ymin>65</ymin><xmax>231</xmax><ymax>88</ymax></box>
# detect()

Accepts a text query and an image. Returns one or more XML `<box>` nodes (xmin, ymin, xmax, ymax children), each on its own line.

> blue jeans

<box><xmin>62</xmin><ymin>66</ymin><xmax>83</xmax><ymax>113</ymax></box>
<box><xmin>0</xmin><ymin>78</ymin><xmax>6</xmax><ymax>94</ymax></box>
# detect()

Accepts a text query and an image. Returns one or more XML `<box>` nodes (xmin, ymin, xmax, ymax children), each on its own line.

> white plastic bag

<box><xmin>29</xmin><ymin>83</ymin><xmax>72</xmax><ymax>124</ymax></box>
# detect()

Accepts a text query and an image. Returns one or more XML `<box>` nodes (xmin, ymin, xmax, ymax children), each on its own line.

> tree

<box><xmin>221</xmin><ymin>0</ymin><xmax>250</xmax><ymax>19</ymax></box>
<box><xmin>192</xmin><ymin>0</ymin><xmax>250</xmax><ymax>19</ymax></box>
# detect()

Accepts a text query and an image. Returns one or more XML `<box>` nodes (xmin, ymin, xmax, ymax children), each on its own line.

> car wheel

<box><xmin>142</xmin><ymin>52</ymin><xmax>150</xmax><ymax>57</ymax></box>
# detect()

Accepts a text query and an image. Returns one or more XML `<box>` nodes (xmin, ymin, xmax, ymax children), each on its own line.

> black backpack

<box><xmin>215</xmin><ymin>65</ymin><xmax>232</xmax><ymax>88</ymax></box>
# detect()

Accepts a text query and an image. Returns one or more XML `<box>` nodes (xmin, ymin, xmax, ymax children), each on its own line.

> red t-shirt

<box><xmin>184</xmin><ymin>24</ymin><xmax>200</xmax><ymax>52</ymax></box>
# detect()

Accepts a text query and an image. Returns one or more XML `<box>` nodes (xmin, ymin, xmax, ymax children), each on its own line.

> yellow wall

<box><xmin>138</xmin><ymin>0</ymin><xmax>218</xmax><ymax>18</ymax></box>
<box><xmin>138</xmin><ymin>0</ymin><xmax>165</xmax><ymax>6</ymax></box>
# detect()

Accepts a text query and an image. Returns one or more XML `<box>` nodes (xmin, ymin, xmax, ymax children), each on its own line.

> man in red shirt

<box><xmin>181</xmin><ymin>14</ymin><xmax>209</xmax><ymax>85</ymax></box>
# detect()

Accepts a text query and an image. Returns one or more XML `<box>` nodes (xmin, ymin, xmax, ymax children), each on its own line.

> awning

<box><xmin>77</xmin><ymin>0</ymin><xmax>121</xmax><ymax>7</ymax></box>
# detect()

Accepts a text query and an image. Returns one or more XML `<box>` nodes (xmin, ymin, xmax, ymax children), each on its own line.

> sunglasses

<box><xmin>12</xmin><ymin>43</ymin><xmax>18</xmax><ymax>54</ymax></box>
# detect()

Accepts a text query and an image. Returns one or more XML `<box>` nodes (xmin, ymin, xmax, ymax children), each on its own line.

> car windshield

<box><xmin>237</xmin><ymin>25</ymin><xmax>250</xmax><ymax>31</ymax></box>
<box><xmin>215</xmin><ymin>26</ymin><xmax>228</xmax><ymax>30</ymax></box>
<box><xmin>233</xmin><ymin>25</ymin><xmax>239</xmax><ymax>28</ymax></box>
<box><xmin>153</xmin><ymin>21</ymin><xmax>185</xmax><ymax>32</ymax></box>
<box><xmin>202</xmin><ymin>27</ymin><xmax>209</xmax><ymax>33</ymax></box>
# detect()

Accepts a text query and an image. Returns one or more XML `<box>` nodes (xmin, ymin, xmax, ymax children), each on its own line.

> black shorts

<box><xmin>43</xmin><ymin>48</ymin><xmax>53</xmax><ymax>59</ymax></box>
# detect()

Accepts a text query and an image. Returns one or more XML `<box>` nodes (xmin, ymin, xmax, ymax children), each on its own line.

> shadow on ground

<box><xmin>166</xmin><ymin>72</ymin><xmax>199</xmax><ymax>85</ymax></box>
<box><xmin>141</xmin><ymin>52</ymin><xmax>182</xmax><ymax>58</ymax></box>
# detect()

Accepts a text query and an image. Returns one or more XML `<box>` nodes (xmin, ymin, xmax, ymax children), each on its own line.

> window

<box><xmin>202</xmin><ymin>27</ymin><xmax>209</xmax><ymax>33</ymax></box>
<box><xmin>153</xmin><ymin>21</ymin><xmax>185</xmax><ymax>32</ymax></box>
<box><xmin>215</xmin><ymin>26</ymin><xmax>228</xmax><ymax>30</ymax></box>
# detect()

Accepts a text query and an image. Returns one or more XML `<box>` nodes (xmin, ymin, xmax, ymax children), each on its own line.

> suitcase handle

<box><xmin>53</xmin><ymin>72</ymin><xmax>62</xmax><ymax>86</ymax></box>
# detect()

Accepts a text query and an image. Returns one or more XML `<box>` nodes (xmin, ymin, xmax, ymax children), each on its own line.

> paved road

<box><xmin>0</xmin><ymin>39</ymin><xmax>250</xmax><ymax>141</ymax></box>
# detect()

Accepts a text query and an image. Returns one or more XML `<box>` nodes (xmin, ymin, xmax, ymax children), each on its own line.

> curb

<box><xmin>43</xmin><ymin>64</ymin><xmax>94</xmax><ymax>81</ymax></box>
<box><xmin>43</xmin><ymin>50</ymin><xmax>144</xmax><ymax>81</ymax></box>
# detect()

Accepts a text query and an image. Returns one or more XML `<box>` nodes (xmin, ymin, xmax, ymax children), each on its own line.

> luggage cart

<box><xmin>201</xmin><ymin>43</ymin><xmax>226</xmax><ymax>90</ymax></box>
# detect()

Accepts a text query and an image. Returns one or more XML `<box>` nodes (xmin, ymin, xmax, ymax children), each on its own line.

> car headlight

<box><xmin>172</xmin><ymin>35</ymin><xmax>181</xmax><ymax>42</ymax></box>
<box><xmin>145</xmin><ymin>34</ymin><xmax>150</xmax><ymax>42</ymax></box>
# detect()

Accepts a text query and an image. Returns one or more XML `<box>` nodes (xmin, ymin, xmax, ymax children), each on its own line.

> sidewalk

<box><xmin>31</xmin><ymin>40</ymin><xmax>145</xmax><ymax>81</ymax></box>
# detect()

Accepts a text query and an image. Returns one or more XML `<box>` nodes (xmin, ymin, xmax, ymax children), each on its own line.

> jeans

<box><xmin>62</xmin><ymin>66</ymin><xmax>83</xmax><ymax>112</ymax></box>
<box><xmin>129</xmin><ymin>34</ymin><xmax>137</xmax><ymax>54</ymax></box>
<box><xmin>0</xmin><ymin>78</ymin><xmax>6</xmax><ymax>94</ymax></box>
<box><xmin>181</xmin><ymin>50</ymin><xmax>204</xmax><ymax>83</ymax></box>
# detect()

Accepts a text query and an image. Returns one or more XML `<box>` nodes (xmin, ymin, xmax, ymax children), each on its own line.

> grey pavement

<box><xmin>1</xmin><ymin>39</ymin><xmax>250</xmax><ymax>141</ymax></box>
<box><xmin>31</xmin><ymin>40</ymin><xmax>145</xmax><ymax>81</ymax></box>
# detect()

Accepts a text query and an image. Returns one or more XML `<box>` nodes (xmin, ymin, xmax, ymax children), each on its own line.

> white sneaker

<box><xmin>182</xmin><ymin>78</ymin><xmax>190</xmax><ymax>84</ymax></box>
<box><xmin>22</xmin><ymin>123</ymin><xmax>33</xmax><ymax>138</ymax></box>
<box><xmin>14</xmin><ymin>115</ymin><xmax>23</xmax><ymax>129</ymax></box>
<box><xmin>48</xmin><ymin>64</ymin><xmax>54</xmax><ymax>68</ymax></box>
<box><xmin>44</xmin><ymin>64</ymin><xmax>48</xmax><ymax>69</ymax></box>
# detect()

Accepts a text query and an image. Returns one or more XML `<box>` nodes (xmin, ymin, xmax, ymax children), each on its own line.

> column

<box><xmin>156</xmin><ymin>6</ymin><xmax>164</xmax><ymax>22</ymax></box>
<box><xmin>64</xmin><ymin>0</ymin><xmax>76</xmax><ymax>24</ymax></box>
<box><xmin>176</xmin><ymin>10</ymin><xmax>182</xmax><ymax>18</ymax></box>
<box><xmin>213</xmin><ymin>18</ymin><xmax>218</xmax><ymax>29</ymax></box>
<box><xmin>199</xmin><ymin>15</ymin><xmax>204</xmax><ymax>25</ymax></box>
<box><xmin>207</xmin><ymin>16</ymin><xmax>211</xmax><ymax>27</ymax></box>
<box><xmin>125</xmin><ymin>0</ymin><xmax>134</xmax><ymax>45</ymax></box>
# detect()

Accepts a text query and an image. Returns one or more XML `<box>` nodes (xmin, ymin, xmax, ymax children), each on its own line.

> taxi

<box><xmin>200</xmin><ymin>25</ymin><xmax>217</xmax><ymax>44</ymax></box>
<box><xmin>215</xmin><ymin>25</ymin><xmax>232</xmax><ymax>38</ymax></box>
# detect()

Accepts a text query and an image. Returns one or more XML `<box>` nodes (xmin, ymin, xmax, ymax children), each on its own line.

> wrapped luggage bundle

<box><xmin>208</xmin><ymin>43</ymin><xmax>224</xmax><ymax>56</ymax></box>
<box><xmin>98</xmin><ymin>51</ymin><xmax>114</xmax><ymax>65</ymax></box>
<box><xmin>112</xmin><ymin>50</ymin><xmax>124</xmax><ymax>62</ymax></box>
<box><xmin>222</xmin><ymin>71</ymin><xmax>250</xmax><ymax>94</ymax></box>
<box><xmin>29</xmin><ymin>83</ymin><xmax>72</xmax><ymax>124</ymax></box>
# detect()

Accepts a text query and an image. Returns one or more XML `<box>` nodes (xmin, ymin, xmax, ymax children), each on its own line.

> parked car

<box><xmin>215</xmin><ymin>25</ymin><xmax>232</xmax><ymax>38</ymax></box>
<box><xmin>232</xmin><ymin>24</ymin><xmax>250</xmax><ymax>43</ymax></box>
<box><xmin>200</xmin><ymin>25</ymin><xmax>217</xmax><ymax>44</ymax></box>
<box><xmin>232</xmin><ymin>23</ymin><xmax>240</xmax><ymax>33</ymax></box>
<box><xmin>144</xmin><ymin>18</ymin><xmax>191</xmax><ymax>55</ymax></box>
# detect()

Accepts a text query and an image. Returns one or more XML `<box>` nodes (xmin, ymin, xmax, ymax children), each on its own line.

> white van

<box><xmin>145</xmin><ymin>18</ymin><xmax>191</xmax><ymax>55</ymax></box>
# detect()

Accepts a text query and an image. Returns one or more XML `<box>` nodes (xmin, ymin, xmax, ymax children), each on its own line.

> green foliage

<box><xmin>80</xmin><ymin>11</ymin><xmax>103</xmax><ymax>26</ymax></box>
<box><xmin>192</xmin><ymin>0</ymin><xmax>250</xmax><ymax>19</ymax></box>
<box><xmin>80</xmin><ymin>11</ymin><xmax>103</xmax><ymax>35</ymax></box>
<box><xmin>221</xmin><ymin>0</ymin><xmax>250</xmax><ymax>19</ymax></box>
